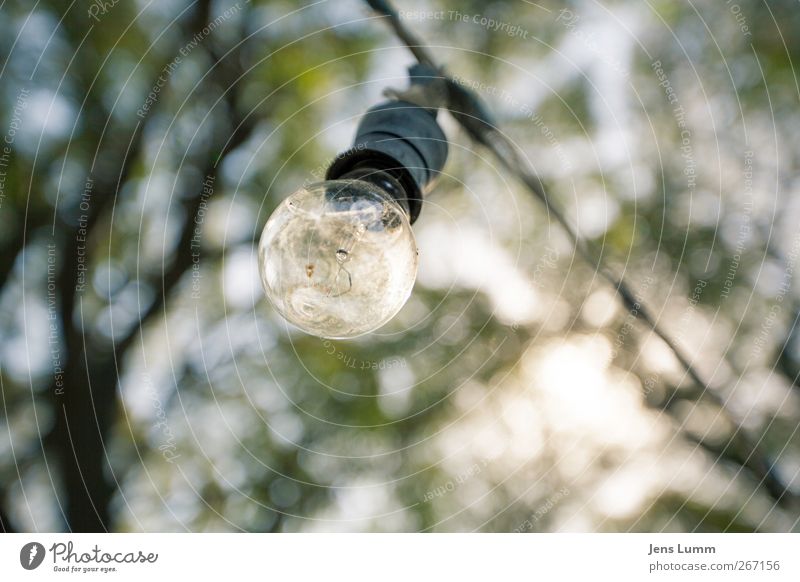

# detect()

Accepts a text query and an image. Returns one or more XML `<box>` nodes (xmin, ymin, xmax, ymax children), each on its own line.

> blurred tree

<box><xmin>0</xmin><ymin>0</ymin><xmax>798</xmax><ymax>533</ymax></box>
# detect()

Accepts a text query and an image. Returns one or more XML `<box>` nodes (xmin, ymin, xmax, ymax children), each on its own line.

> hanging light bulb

<box><xmin>259</xmin><ymin>67</ymin><xmax>448</xmax><ymax>338</ymax></box>
<box><xmin>258</xmin><ymin>173</ymin><xmax>418</xmax><ymax>339</ymax></box>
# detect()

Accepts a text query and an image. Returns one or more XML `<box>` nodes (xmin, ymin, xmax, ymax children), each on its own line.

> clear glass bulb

<box><xmin>258</xmin><ymin>179</ymin><xmax>418</xmax><ymax>339</ymax></box>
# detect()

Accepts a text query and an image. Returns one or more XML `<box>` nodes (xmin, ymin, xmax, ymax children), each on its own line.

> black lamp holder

<box><xmin>326</xmin><ymin>65</ymin><xmax>449</xmax><ymax>224</ymax></box>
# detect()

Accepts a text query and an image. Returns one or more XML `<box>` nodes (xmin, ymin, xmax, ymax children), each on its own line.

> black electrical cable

<box><xmin>362</xmin><ymin>0</ymin><xmax>795</xmax><ymax>507</ymax></box>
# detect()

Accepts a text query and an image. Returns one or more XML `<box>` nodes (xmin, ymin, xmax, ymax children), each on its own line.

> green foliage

<box><xmin>0</xmin><ymin>0</ymin><xmax>798</xmax><ymax>533</ymax></box>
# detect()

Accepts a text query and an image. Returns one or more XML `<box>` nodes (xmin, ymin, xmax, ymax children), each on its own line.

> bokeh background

<box><xmin>1</xmin><ymin>0</ymin><xmax>800</xmax><ymax>532</ymax></box>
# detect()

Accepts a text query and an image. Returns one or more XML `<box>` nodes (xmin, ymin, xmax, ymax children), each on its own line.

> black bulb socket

<box><xmin>326</xmin><ymin>100</ymin><xmax>448</xmax><ymax>224</ymax></box>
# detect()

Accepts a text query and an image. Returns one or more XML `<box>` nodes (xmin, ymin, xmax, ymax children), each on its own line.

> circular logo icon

<box><xmin>20</xmin><ymin>542</ymin><xmax>45</xmax><ymax>570</ymax></box>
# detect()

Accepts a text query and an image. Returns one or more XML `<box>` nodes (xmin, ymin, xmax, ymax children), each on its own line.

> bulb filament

<box><xmin>323</xmin><ymin>223</ymin><xmax>366</xmax><ymax>298</ymax></box>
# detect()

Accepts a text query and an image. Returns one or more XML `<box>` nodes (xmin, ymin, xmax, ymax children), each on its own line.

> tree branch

<box><xmin>42</xmin><ymin>0</ymin><xmax>256</xmax><ymax>532</ymax></box>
